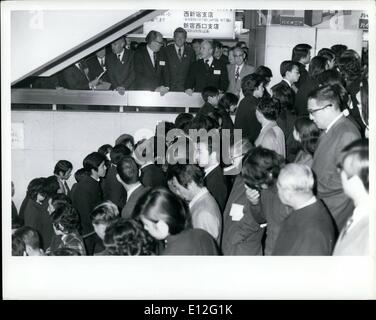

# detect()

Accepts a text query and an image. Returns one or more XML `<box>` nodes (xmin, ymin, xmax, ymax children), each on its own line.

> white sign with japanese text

<box><xmin>144</xmin><ymin>10</ymin><xmax>235</xmax><ymax>39</ymax></box>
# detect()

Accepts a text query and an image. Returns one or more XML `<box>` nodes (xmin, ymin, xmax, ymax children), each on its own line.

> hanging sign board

<box><xmin>143</xmin><ymin>10</ymin><xmax>235</xmax><ymax>39</ymax></box>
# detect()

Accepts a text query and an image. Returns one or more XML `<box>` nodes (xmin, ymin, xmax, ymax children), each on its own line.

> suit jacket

<box><xmin>276</xmin><ymin>109</ymin><xmax>299</xmax><ymax>162</ymax></box>
<box><xmin>312</xmin><ymin>116</ymin><xmax>361</xmax><ymax>232</ymax></box>
<box><xmin>234</xmin><ymin>95</ymin><xmax>261</xmax><ymax>144</ymax></box>
<box><xmin>196</xmin><ymin>102</ymin><xmax>216</xmax><ymax>118</ymax></box>
<box><xmin>106</xmin><ymin>49</ymin><xmax>135</xmax><ymax>89</ymax></box>
<box><xmin>100</xmin><ymin>164</ymin><xmax>127</xmax><ymax>210</ymax></box>
<box><xmin>189</xmin><ymin>188</ymin><xmax>222</xmax><ymax>245</ymax></box>
<box><xmin>272</xmin><ymin>200</ymin><xmax>335</xmax><ymax>255</ymax></box>
<box><xmin>185</xmin><ymin>58</ymin><xmax>229</xmax><ymax>92</ymax></box>
<box><xmin>204</xmin><ymin>165</ymin><xmax>228</xmax><ymax>213</ymax></box>
<box><xmin>271</xmin><ymin>80</ymin><xmax>295</xmax><ymax>101</ymax></box>
<box><xmin>227</xmin><ymin>63</ymin><xmax>255</xmax><ymax>96</ymax></box>
<box><xmin>295</xmin><ymin>62</ymin><xmax>309</xmax><ymax>89</ymax></box>
<box><xmin>71</xmin><ymin>175</ymin><xmax>103</xmax><ymax>235</ymax></box>
<box><xmin>85</xmin><ymin>55</ymin><xmax>111</xmax><ymax>83</ymax></box>
<box><xmin>59</xmin><ymin>64</ymin><xmax>90</xmax><ymax>90</ymax></box>
<box><xmin>121</xmin><ymin>184</ymin><xmax>150</xmax><ymax>219</ymax></box>
<box><xmin>134</xmin><ymin>46</ymin><xmax>166</xmax><ymax>90</ymax></box>
<box><xmin>140</xmin><ymin>164</ymin><xmax>167</xmax><ymax>188</ymax></box>
<box><xmin>294</xmin><ymin>77</ymin><xmax>320</xmax><ymax>116</ymax></box>
<box><xmin>221</xmin><ymin>175</ymin><xmax>264</xmax><ymax>255</ymax></box>
<box><xmin>161</xmin><ymin>44</ymin><xmax>195</xmax><ymax>91</ymax></box>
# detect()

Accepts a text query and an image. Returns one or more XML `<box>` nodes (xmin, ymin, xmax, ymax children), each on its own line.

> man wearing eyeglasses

<box><xmin>134</xmin><ymin>30</ymin><xmax>169</xmax><ymax>95</ymax></box>
<box><xmin>307</xmin><ymin>84</ymin><xmax>360</xmax><ymax>234</ymax></box>
<box><xmin>227</xmin><ymin>47</ymin><xmax>255</xmax><ymax>97</ymax></box>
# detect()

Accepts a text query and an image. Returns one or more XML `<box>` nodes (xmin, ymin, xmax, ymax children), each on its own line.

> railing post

<box><xmin>52</xmin><ymin>104</ymin><xmax>57</xmax><ymax>111</ymax></box>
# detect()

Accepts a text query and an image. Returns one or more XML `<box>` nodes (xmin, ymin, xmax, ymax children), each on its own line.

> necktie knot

<box><xmin>178</xmin><ymin>48</ymin><xmax>182</xmax><ymax>59</ymax></box>
<box><xmin>235</xmin><ymin>66</ymin><xmax>240</xmax><ymax>80</ymax></box>
<box><xmin>117</xmin><ymin>54</ymin><xmax>121</xmax><ymax>61</ymax></box>
<box><xmin>153</xmin><ymin>52</ymin><xmax>157</xmax><ymax>68</ymax></box>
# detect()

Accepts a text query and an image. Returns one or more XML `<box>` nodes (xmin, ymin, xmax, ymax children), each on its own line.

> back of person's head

<box><xmin>294</xmin><ymin>117</ymin><xmax>320</xmax><ymax>155</ymax></box>
<box><xmin>257</xmin><ymin>96</ymin><xmax>281</xmax><ymax>121</ymax></box>
<box><xmin>341</xmin><ymin>140</ymin><xmax>369</xmax><ymax>191</ymax></box>
<box><xmin>337</xmin><ymin>53</ymin><xmax>362</xmax><ymax>83</ymax></box>
<box><xmin>201</xmin><ymin>86</ymin><xmax>219</xmax><ymax>103</ymax></box>
<box><xmin>255</xmin><ymin>65</ymin><xmax>273</xmax><ymax>79</ymax></box>
<box><xmin>74</xmin><ymin>168</ymin><xmax>88</xmax><ymax>183</ymax></box>
<box><xmin>12</xmin><ymin>234</ymin><xmax>25</xmax><ymax>256</ymax></box>
<box><xmin>26</xmin><ymin>177</ymin><xmax>46</xmax><ymax>200</ymax></box>
<box><xmin>308</xmin><ymin>56</ymin><xmax>328</xmax><ymax>79</ymax></box>
<box><xmin>103</xmin><ymin>218</ymin><xmax>156</xmax><ymax>255</ymax></box>
<box><xmin>14</xmin><ymin>226</ymin><xmax>41</xmax><ymax>252</ymax></box>
<box><xmin>280</xmin><ymin>60</ymin><xmax>299</xmax><ymax>77</ymax></box>
<box><xmin>51</xmin><ymin>193</ymin><xmax>72</xmax><ymax>206</ymax></box>
<box><xmin>175</xmin><ymin>113</ymin><xmax>194</xmax><ymax>133</ymax></box>
<box><xmin>49</xmin><ymin>248</ymin><xmax>81</xmax><ymax>256</ymax></box>
<box><xmin>190</xmin><ymin>114</ymin><xmax>219</xmax><ymax>131</ymax></box>
<box><xmin>51</xmin><ymin>203</ymin><xmax>81</xmax><ymax>234</ymax></box>
<box><xmin>98</xmin><ymin>144</ymin><xmax>113</xmax><ymax>156</ymax></box>
<box><xmin>43</xmin><ymin>176</ymin><xmax>60</xmax><ymax>198</ymax></box>
<box><xmin>117</xmin><ymin>156</ymin><xmax>139</xmax><ymax>185</ymax></box>
<box><xmin>53</xmin><ymin>160</ymin><xmax>73</xmax><ymax>175</ymax></box>
<box><xmin>317</xmin><ymin>48</ymin><xmax>335</xmax><ymax>62</ymax></box>
<box><xmin>307</xmin><ymin>84</ymin><xmax>342</xmax><ymax>111</ymax></box>
<box><xmin>83</xmin><ymin>152</ymin><xmax>106</xmax><ymax>173</ymax></box>
<box><xmin>316</xmin><ymin>68</ymin><xmax>345</xmax><ymax>87</ymax></box>
<box><xmin>242</xmin><ymin>146</ymin><xmax>285</xmax><ymax>190</ymax></box>
<box><xmin>271</xmin><ymin>82</ymin><xmax>295</xmax><ymax>113</ymax></box>
<box><xmin>292</xmin><ymin>43</ymin><xmax>312</xmax><ymax>62</ymax></box>
<box><xmin>115</xmin><ymin>134</ymin><xmax>135</xmax><ymax>149</ymax></box>
<box><xmin>145</xmin><ymin>30</ymin><xmax>163</xmax><ymax>44</ymax></box>
<box><xmin>218</xmin><ymin>92</ymin><xmax>239</xmax><ymax>112</ymax></box>
<box><xmin>90</xmin><ymin>201</ymin><xmax>120</xmax><ymax>226</ymax></box>
<box><xmin>110</xmin><ymin>144</ymin><xmax>131</xmax><ymax>165</ymax></box>
<box><xmin>331</xmin><ymin>44</ymin><xmax>348</xmax><ymax>60</ymax></box>
<box><xmin>166</xmin><ymin>163</ymin><xmax>205</xmax><ymax>188</ymax></box>
<box><xmin>277</xmin><ymin>163</ymin><xmax>314</xmax><ymax>193</ymax></box>
<box><xmin>133</xmin><ymin>187</ymin><xmax>191</xmax><ymax>234</ymax></box>
<box><xmin>241</xmin><ymin>73</ymin><xmax>264</xmax><ymax>97</ymax></box>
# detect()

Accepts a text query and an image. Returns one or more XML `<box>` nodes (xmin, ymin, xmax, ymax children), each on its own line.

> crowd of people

<box><xmin>11</xmin><ymin>27</ymin><xmax>370</xmax><ymax>256</ymax></box>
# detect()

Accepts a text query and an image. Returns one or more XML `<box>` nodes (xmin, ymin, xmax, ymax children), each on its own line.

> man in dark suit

<box><xmin>59</xmin><ymin>59</ymin><xmax>91</xmax><ymax>90</ymax></box>
<box><xmin>273</xmin><ymin>164</ymin><xmax>335</xmax><ymax>255</ymax></box>
<box><xmin>291</xmin><ymin>43</ymin><xmax>312</xmax><ymax>90</ymax></box>
<box><xmin>116</xmin><ymin>156</ymin><xmax>150</xmax><ymax>219</ymax></box>
<box><xmin>161</xmin><ymin>27</ymin><xmax>195</xmax><ymax>92</ymax></box>
<box><xmin>71</xmin><ymin>152</ymin><xmax>107</xmax><ymax>255</ymax></box>
<box><xmin>134</xmin><ymin>30</ymin><xmax>169</xmax><ymax>94</ymax></box>
<box><xmin>86</xmin><ymin>47</ymin><xmax>111</xmax><ymax>84</ymax></box>
<box><xmin>53</xmin><ymin>160</ymin><xmax>73</xmax><ymax>198</ymax></box>
<box><xmin>213</xmin><ymin>40</ymin><xmax>229</xmax><ymax>65</ymax></box>
<box><xmin>185</xmin><ymin>40</ymin><xmax>229</xmax><ymax>94</ymax></box>
<box><xmin>106</xmin><ymin>36</ymin><xmax>135</xmax><ymax>91</ymax></box>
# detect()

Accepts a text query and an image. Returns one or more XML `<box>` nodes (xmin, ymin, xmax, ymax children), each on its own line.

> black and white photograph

<box><xmin>2</xmin><ymin>0</ymin><xmax>375</xmax><ymax>300</ymax></box>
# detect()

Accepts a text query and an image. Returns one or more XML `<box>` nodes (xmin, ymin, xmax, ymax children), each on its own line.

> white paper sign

<box><xmin>11</xmin><ymin>122</ymin><xmax>24</xmax><ymax>149</ymax></box>
<box><xmin>144</xmin><ymin>10</ymin><xmax>235</xmax><ymax>39</ymax></box>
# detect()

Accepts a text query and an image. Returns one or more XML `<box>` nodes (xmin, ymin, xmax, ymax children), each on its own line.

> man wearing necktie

<box><xmin>106</xmin><ymin>36</ymin><xmax>136</xmax><ymax>92</ymax></box>
<box><xmin>185</xmin><ymin>40</ymin><xmax>229</xmax><ymax>94</ymax></box>
<box><xmin>58</xmin><ymin>58</ymin><xmax>91</xmax><ymax>90</ymax></box>
<box><xmin>134</xmin><ymin>30</ymin><xmax>169</xmax><ymax>94</ymax></box>
<box><xmin>53</xmin><ymin>160</ymin><xmax>73</xmax><ymax>198</ymax></box>
<box><xmin>161</xmin><ymin>27</ymin><xmax>195</xmax><ymax>92</ymax></box>
<box><xmin>86</xmin><ymin>48</ymin><xmax>111</xmax><ymax>87</ymax></box>
<box><xmin>226</xmin><ymin>47</ymin><xmax>254</xmax><ymax>97</ymax></box>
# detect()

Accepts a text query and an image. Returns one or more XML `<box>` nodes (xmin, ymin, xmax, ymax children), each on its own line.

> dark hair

<box><xmin>115</xmin><ymin>134</ymin><xmax>135</xmax><ymax>148</ymax></box>
<box><xmin>110</xmin><ymin>144</ymin><xmax>131</xmax><ymax>165</ymax></box>
<box><xmin>307</xmin><ymin>84</ymin><xmax>342</xmax><ymax>111</ymax></box>
<box><xmin>331</xmin><ymin>44</ymin><xmax>348</xmax><ymax>60</ymax></box>
<box><xmin>280</xmin><ymin>60</ymin><xmax>299</xmax><ymax>77</ymax></box>
<box><xmin>74</xmin><ymin>168</ymin><xmax>88</xmax><ymax>183</ymax></box>
<box><xmin>308</xmin><ymin>56</ymin><xmax>328</xmax><ymax>79</ymax></box>
<box><xmin>316</xmin><ymin>69</ymin><xmax>345</xmax><ymax>87</ymax></box>
<box><xmin>271</xmin><ymin>82</ymin><xmax>295</xmax><ymax>113</ymax></box>
<box><xmin>166</xmin><ymin>164</ymin><xmax>205</xmax><ymax>188</ymax></box>
<box><xmin>201</xmin><ymin>86</ymin><xmax>219</xmax><ymax>102</ymax></box>
<box><xmin>190</xmin><ymin>114</ymin><xmax>219</xmax><ymax>131</ymax></box>
<box><xmin>292</xmin><ymin>43</ymin><xmax>312</xmax><ymax>62</ymax></box>
<box><xmin>175</xmin><ymin>113</ymin><xmax>194</xmax><ymax>133</ymax></box>
<box><xmin>42</xmin><ymin>176</ymin><xmax>60</xmax><ymax>198</ymax></box>
<box><xmin>90</xmin><ymin>201</ymin><xmax>119</xmax><ymax>225</ymax></box>
<box><xmin>173</xmin><ymin>27</ymin><xmax>187</xmax><ymax>38</ymax></box>
<box><xmin>49</xmin><ymin>248</ymin><xmax>81</xmax><ymax>256</ymax></box>
<box><xmin>26</xmin><ymin>177</ymin><xmax>46</xmax><ymax>201</ymax></box>
<box><xmin>50</xmin><ymin>193</ymin><xmax>72</xmax><ymax>208</ymax></box>
<box><xmin>317</xmin><ymin>48</ymin><xmax>335</xmax><ymax>61</ymax></box>
<box><xmin>83</xmin><ymin>152</ymin><xmax>106</xmax><ymax>173</ymax></box>
<box><xmin>53</xmin><ymin>160</ymin><xmax>73</xmax><ymax>175</ymax></box>
<box><xmin>360</xmin><ymin>78</ymin><xmax>368</xmax><ymax>128</ymax></box>
<box><xmin>145</xmin><ymin>30</ymin><xmax>163</xmax><ymax>44</ymax></box>
<box><xmin>218</xmin><ymin>92</ymin><xmax>239</xmax><ymax>113</ymax></box>
<box><xmin>117</xmin><ymin>156</ymin><xmax>139</xmax><ymax>185</ymax></box>
<box><xmin>51</xmin><ymin>203</ymin><xmax>81</xmax><ymax>234</ymax></box>
<box><xmin>103</xmin><ymin>218</ymin><xmax>156</xmax><ymax>255</ymax></box>
<box><xmin>14</xmin><ymin>226</ymin><xmax>40</xmax><ymax>250</ymax></box>
<box><xmin>257</xmin><ymin>96</ymin><xmax>281</xmax><ymax>121</ymax></box>
<box><xmin>133</xmin><ymin>188</ymin><xmax>191</xmax><ymax>235</ymax></box>
<box><xmin>242</xmin><ymin>146</ymin><xmax>285</xmax><ymax>190</ymax></box>
<box><xmin>255</xmin><ymin>65</ymin><xmax>273</xmax><ymax>78</ymax></box>
<box><xmin>294</xmin><ymin>117</ymin><xmax>320</xmax><ymax>155</ymax></box>
<box><xmin>241</xmin><ymin>73</ymin><xmax>264</xmax><ymax>97</ymax></box>
<box><xmin>212</xmin><ymin>40</ymin><xmax>223</xmax><ymax>50</ymax></box>
<box><xmin>337</xmin><ymin>54</ymin><xmax>362</xmax><ymax>83</ymax></box>
<box><xmin>191</xmin><ymin>38</ymin><xmax>202</xmax><ymax>44</ymax></box>
<box><xmin>98</xmin><ymin>144</ymin><xmax>113</xmax><ymax>156</ymax></box>
<box><xmin>12</xmin><ymin>235</ymin><xmax>25</xmax><ymax>256</ymax></box>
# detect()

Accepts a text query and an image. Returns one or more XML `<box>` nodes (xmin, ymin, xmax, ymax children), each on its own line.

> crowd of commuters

<box><xmin>11</xmin><ymin>27</ymin><xmax>370</xmax><ymax>256</ymax></box>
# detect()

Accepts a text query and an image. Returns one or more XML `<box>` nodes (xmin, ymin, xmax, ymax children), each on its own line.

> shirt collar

<box><xmin>126</xmin><ymin>182</ymin><xmax>142</xmax><ymax>199</ymax></box>
<box><xmin>204</xmin><ymin>56</ymin><xmax>214</xmax><ymax>66</ymax></box>
<box><xmin>175</xmin><ymin>44</ymin><xmax>184</xmax><ymax>53</ymax></box>
<box><xmin>204</xmin><ymin>163</ymin><xmax>220</xmax><ymax>177</ymax></box>
<box><xmin>282</xmin><ymin>78</ymin><xmax>292</xmax><ymax>87</ymax></box>
<box><xmin>116</xmin><ymin>49</ymin><xmax>125</xmax><ymax>61</ymax></box>
<box><xmin>189</xmin><ymin>187</ymin><xmax>209</xmax><ymax>209</ymax></box>
<box><xmin>295</xmin><ymin>196</ymin><xmax>317</xmax><ymax>211</ymax></box>
<box><xmin>235</xmin><ymin>63</ymin><xmax>244</xmax><ymax>72</ymax></box>
<box><xmin>325</xmin><ymin>113</ymin><xmax>343</xmax><ymax>133</ymax></box>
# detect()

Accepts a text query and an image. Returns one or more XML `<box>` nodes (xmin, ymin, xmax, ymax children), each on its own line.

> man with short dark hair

<box><xmin>291</xmin><ymin>43</ymin><xmax>312</xmax><ymax>89</ymax></box>
<box><xmin>196</xmin><ymin>86</ymin><xmax>219</xmax><ymax>118</ymax></box>
<box><xmin>14</xmin><ymin>226</ymin><xmax>44</xmax><ymax>256</ymax></box>
<box><xmin>162</xmin><ymin>27</ymin><xmax>196</xmax><ymax>92</ymax></box>
<box><xmin>116</xmin><ymin>156</ymin><xmax>150</xmax><ymax>219</ymax></box>
<box><xmin>86</xmin><ymin>47</ymin><xmax>111</xmax><ymax>86</ymax></box>
<box><xmin>53</xmin><ymin>160</ymin><xmax>73</xmax><ymax>197</ymax></box>
<box><xmin>213</xmin><ymin>40</ymin><xmax>228</xmax><ymax>65</ymax></box>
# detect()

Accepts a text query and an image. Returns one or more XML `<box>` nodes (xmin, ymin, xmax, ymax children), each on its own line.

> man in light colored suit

<box><xmin>227</xmin><ymin>47</ymin><xmax>255</xmax><ymax>97</ymax></box>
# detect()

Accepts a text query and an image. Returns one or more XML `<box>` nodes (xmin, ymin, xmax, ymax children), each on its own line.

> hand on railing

<box><xmin>155</xmin><ymin>86</ymin><xmax>170</xmax><ymax>96</ymax></box>
<box><xmin>115</xmin><ymin>86</ymin><xmax>126</xmax><ymax>95</ymax></box>
<box><xmin>89</xmin><ymin>78</ymin><xmax>100</xmax><ymax>90</ymax></box>
<box><xmin>185</xmin><ymin>88</ymin><xmax>193</xmax><ymax>96</ymax></box>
